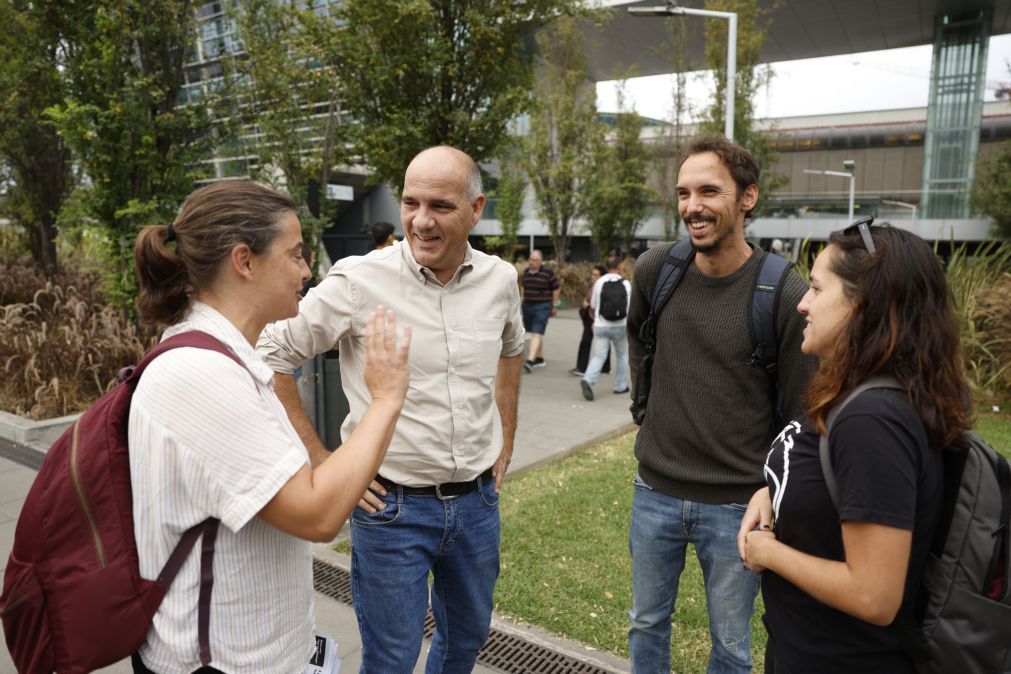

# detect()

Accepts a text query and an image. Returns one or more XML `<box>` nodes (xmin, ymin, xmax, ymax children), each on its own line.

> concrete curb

<box><xmin>0</xmin><ymin>410</ymin><xmax>78</xmax><ymax>450</ymax></box>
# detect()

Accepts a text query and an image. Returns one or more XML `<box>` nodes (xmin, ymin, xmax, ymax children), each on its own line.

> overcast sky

<box><xmin>597</xmin><ymin>33</ymin><xmax>1011</xmax><ymax>120</ymax></box>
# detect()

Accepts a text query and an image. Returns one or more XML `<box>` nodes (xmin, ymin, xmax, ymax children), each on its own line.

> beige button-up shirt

<box><xmin>257</xmin><ymin>242</ymin><xmax>524</xmax><ymax>486</ymax></box>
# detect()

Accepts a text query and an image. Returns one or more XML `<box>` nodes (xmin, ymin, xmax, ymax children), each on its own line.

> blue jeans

<box><xmin>583</xmin><ymin>325</ymin><xmax>629</xmax><ymax>391</ymax></box>
<box><xmin>628</xmin><ymin>475</ymin><xmax>759</xmax><ymax>674</ymax></box>
<box><xmin>349</xmin><ymin>474</ymin><xmax>500</xmax><ymax>674</ymax></box>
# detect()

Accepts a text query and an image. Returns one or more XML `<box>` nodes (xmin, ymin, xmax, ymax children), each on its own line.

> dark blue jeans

<box><xmin>350</xmin><ymin>473</ymin><xmax>500</xmax><ymax>673</ymax></box>
<box><xmin>521</xmin><ymin>300</ymin><xmax>552</xmax><ymax>335</ymax></box>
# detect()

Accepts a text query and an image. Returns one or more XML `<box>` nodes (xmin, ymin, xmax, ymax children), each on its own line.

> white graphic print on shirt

<box><xmin>765</xmin><ymin>420</ymin><xmax>802</xmax><ymax>520</ymax></box>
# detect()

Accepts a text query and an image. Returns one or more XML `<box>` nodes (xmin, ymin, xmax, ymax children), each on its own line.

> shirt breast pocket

<box><xmin>473</xmin><ymin>317</ymin><xmax>505</xmax><ymax>378</ymax></box>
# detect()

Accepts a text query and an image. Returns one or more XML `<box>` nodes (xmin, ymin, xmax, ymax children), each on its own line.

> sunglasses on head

<box><xmin>842</xmin><ymin>215</ymin><xmax>887</xmax><ymax>255</ymax></box>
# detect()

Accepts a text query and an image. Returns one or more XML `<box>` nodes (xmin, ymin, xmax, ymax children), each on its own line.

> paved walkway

<box><xmin>0</xmin><ymin>308</ymin><xmax>635</xmax><ymax>674</ymax></box>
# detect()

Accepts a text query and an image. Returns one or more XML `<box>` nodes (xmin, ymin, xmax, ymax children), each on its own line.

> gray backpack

<box><xmin>820</xmin><ymin>377</ymin><xmax>1011</xmax><ymax>673</ymax></box>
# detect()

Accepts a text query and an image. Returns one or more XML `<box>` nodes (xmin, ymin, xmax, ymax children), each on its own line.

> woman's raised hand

<box><xmin>363</xmin><ymin>306</ymin><xmax>411</xmax><ymax>407</ymax></box>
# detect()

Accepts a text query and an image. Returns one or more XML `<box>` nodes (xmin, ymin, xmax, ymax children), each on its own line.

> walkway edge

<box><xmin>312</xmin><ymin>545</ymin><xmax>632</xmax><ymax>674</ymax></box>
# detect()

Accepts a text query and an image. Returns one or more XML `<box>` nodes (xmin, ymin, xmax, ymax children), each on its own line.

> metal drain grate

<box><xmin>313</xmin><ymin>559</ymin><xmax>617</xmax><ymax>674</ymax></box>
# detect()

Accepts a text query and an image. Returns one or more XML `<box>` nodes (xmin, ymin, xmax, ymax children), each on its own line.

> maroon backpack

<box><xmin>0</xmin><ymin>331</ymin><xmax>239</xmax><ymax>673</ymax></box>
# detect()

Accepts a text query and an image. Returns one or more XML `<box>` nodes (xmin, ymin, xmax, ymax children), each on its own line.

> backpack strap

<box><xmin>645</xmin><ymin>239</ymin><xmax>695</xmax><ymax>348</ymax></box>
<box><xmin>632</xmin><ymin>241</ymin><xmax>694</xmax><ymax>425</ymax></box>
<box><xmin>748</xmin><ymin>252</ymin><xmax>792</xmax><ymax>428</ymax></box>
<box><xmin>124</xmin><ymin>331</ymin><xmax>244</xmax><ymax>383</ymax></box>
<box><xmin>984</xmin><ymin>449</ymin><xmax>1010</xmax><ymax>599</ymax></box>
<box><xmin>819</xmin><ymin>376</ymin><xmax>905</xmax><ymax>508</ymax></box>
<box><xmin>155</xmin><ymin>519</ymin><xmax>220</xmax><ymax>665</ymax></box>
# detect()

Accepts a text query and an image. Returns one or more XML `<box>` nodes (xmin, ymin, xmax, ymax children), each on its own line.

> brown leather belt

<box><xmin>375</xmin><ymin>468</ymin><xmax>494</xmax><ymax>500</ymax></box>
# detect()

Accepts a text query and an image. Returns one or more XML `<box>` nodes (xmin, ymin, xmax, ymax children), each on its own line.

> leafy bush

<box><xmin>0</xmin><ymin>263</ymin><xmax>156</xmax><ymax>420</ymax></box>
<box><xmin>0</xmin><ymin>221</ymin><xmax>30</xmax><ymax>264</ymax></box>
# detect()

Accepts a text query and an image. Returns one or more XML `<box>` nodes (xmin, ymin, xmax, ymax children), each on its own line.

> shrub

<box><xmin>0</xmin><ymin>263</ymin><xmax>156</xmax><ymax>420</ymax></box>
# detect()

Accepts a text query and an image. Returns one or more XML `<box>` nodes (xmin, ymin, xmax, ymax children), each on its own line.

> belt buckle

<box><xmin>435</xmin><ymin>484</ymin><xmax>459</xmax><ymax>500</ymax></box>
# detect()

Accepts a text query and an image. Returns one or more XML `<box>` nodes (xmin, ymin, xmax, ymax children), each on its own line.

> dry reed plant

<box><xmin>0</xmin><ymin>263</ymin><xmax>157</xmax><ymax>420</ymax></box>
<box><xmin>945</xmin><ymin>241</ymin><xmax>1011</xmax><ymax>405</ymax></box>
<box><xmin>971</xmin><ymin>272</ymin><xmax>1011</xmax><ymax>404</ymax></box>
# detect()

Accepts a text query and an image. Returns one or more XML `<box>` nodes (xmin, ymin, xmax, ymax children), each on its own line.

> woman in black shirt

<box><xmin>737</xmin><ymin>223</ymin><xmax>972</xmax><ymax>673</ymax></box>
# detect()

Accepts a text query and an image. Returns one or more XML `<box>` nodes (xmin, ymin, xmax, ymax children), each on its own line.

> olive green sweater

<box><xmin>627</xmin><ymin>243</ymin><xmax>818</xmax><ymax>504</ymax></box>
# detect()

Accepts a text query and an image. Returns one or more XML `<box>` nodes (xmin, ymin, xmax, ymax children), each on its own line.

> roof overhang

<box><xmin>583</xmin><ymin>0</ymin><xmax>1011</xmax><ymax>82</ymax></box>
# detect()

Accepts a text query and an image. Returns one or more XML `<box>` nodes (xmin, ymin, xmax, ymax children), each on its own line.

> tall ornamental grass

<box><xmin>944</xmin><ymin>241</ymin><xmax>1011</xmax><ymax>405</ymax></box>
<box><xmin>0</xmin><ymin>263</ymin><xmax>156</xmax><ymax>419</ymax></box>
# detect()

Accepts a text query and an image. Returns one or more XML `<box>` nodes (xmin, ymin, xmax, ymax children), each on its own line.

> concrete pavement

<box><xmin>0</xmin><ymin>308</ymin><xmax>635</xmax><ymax>673</ymax></box>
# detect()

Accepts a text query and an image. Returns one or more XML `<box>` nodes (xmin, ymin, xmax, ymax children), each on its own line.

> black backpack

<box><xmin>820</xmin><ymin>378</ymin><xmax>1011</xmax><ymax>674</ymax></box>
<box><xmin>632</xmin><ymin>240</ymin><xmax>791</xmax><ymax>426</ymax></box>
<box><xmin>598</xmin><ymin>277</ymin><xmax>628</xmax><ymax>321</ymax></box>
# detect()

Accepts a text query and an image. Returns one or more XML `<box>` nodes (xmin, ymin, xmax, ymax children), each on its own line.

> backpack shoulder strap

<box><xmin>124</xmin><ymin>331</ymin><xmax>244</xmax><ymax>384</ymax></box>
<box><xmin>749</xmin><ymin>251</ymin><xmax>791</xmax><ymax>375</ymax></box>
<box><xmin>749</xmin><ymin>251</ymin><xmax>792</xmax><ymax>426</ymax></box>
<box><xmin>819</xmin><ymin>376</ymin><xmax>905</xmax><ymax>507</ymax></box>
<box><xmin>649</xmin><ymin>239</ymin><xmax>694</xmax><ymax>321</ymax></box>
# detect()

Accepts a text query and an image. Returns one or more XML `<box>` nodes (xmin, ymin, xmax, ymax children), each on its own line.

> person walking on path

<box><xmin>129</xmin><ymin>181</ymin><xmax>410</xmax><ymax>674</ymax></box>
<box><xmin>520</xmin><ymin>249</ymin><xmax>560</xmax><ymax>372</ymax></box>
<box><xmin>580</xmin><ymin>255</ymin><xmax>630</xmax><ymax>401</ymax></box>
<box><xmin>570</xmin><ymin>264</ymin><xmax>611</xmax><ymax>377</ymax></box>
<box><xmin>625</xmin><ymin>136</ymin><xmax>817</xmax><ymax>673</ymax></box>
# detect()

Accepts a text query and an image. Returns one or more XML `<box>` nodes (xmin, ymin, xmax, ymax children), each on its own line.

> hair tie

<box><xmin>166</xmin><ymin>223</ymin><xmax>177</xmax><ymax>242</ymax></box>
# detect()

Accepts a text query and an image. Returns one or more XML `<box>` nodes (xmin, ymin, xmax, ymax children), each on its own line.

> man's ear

<box><xmin>470</xmin><ymin>194</ymin><xmax>486</xmax><ymax>226</ymax></box>
<box><xmin>740</xmin><ymin>184</ymin><xmax>759</xmax><ymax>213</ymax></box>
<box><xmin>229</xmin><ymin>244</ymin><xmax>254</xmax><ymax>280</ymax></box>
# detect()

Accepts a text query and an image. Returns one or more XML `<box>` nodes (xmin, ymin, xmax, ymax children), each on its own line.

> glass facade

<box><xmin>921</xmin><ymin>9</ymin><xmax>991</xmax><ymax>219</ymax></box>
<box><xmin>186</xmin><ymin>0</ymin><xmax>342</xmax><ymax>181</ymax></box>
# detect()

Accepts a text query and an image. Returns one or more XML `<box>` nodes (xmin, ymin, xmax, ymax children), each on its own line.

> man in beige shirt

<box><xmin>258</xmin><ymin>145</ymin><xmax>524</xmax><ymax>673</ymax></box>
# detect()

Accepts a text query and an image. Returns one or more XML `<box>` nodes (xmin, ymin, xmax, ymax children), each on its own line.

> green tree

<box><xmin>524</xmin><ymin>14</ymin><xmax>601</xmax><ymax>263</ymax></box>
<box><xmin>47</xmin><ymin>0</ymin><xmax>217</xmax><ymax>305</ymax></box>
<box><xmin>233</xmin><ymin>0</ymin><xmax>346</xmax><ymax>214</ymax></box>
<box><xmin>652</xmin><ymin>17</ymin><xmax>694</xmax><ymax>241</ymax></box>
<box><xmin>699</xmin><ymin>0</ymin><xmax>785</xmax><ymax>214</ymax></box>
<box><xmin>586</xmin><ymin>85</ymin><xmax>653</xmax><ymax>258</ymax></box>
<box><xmin>233</xmin><ymin>0</ymin><xmax>349</xmax><ymax>261</ymax></box>
<box><xmin>0</xmin><ymin>0</ymin><xmax>75</xmax><ymax>275</ymax></box>
<box><xmin>323</xmin><ymin>0</ymin><xmax>578</xmax><ymax>195</ymax></box>
<box><xmin>972</xmin><ymin>140</ymin><xmax>1011</xmax><ymax>239</ymax></box>
<box><xmin>484</xmin><ymin>140</ymin><xmax>526</xmax><ymax>260</ymax></box>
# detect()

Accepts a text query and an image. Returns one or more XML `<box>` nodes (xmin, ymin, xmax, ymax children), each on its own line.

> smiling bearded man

<box><xmin>625</xmin><ymin>136</ymin><xmax>818</xmax><ymax>674</ymax></box>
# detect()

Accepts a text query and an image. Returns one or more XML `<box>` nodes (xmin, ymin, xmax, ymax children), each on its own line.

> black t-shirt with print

<box><xmin>761</xmin><ymin>389</ymin><xmax>943</xmax><ymax>673</ymax></box>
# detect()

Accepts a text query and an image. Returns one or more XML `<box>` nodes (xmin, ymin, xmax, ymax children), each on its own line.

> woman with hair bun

<box><xmin>737</xmin><ymin>222</ymin><xmax>972</xmax><ymax>673</ymax></box>
<box><xmin>130</xmin><ymin>180</ymin><xmax>411</xmax><ymax>674</ymax></box>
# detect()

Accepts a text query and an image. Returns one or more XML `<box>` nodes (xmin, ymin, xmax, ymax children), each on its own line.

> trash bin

<box><xmin>294</xmin><ymin>351</ymin><xmax>350</xmax><ymax>452</ymax></box>
<box><xmin>320</xmin><ymin>350</ymin><xmax>349</xmax><ymax>450</ymax></box>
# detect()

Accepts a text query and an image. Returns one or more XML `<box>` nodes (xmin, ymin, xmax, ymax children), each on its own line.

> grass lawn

<box><xmin>494</xmin><ymin>409</ymin><xmax>1011</xmax><ymax>673</ymax></box>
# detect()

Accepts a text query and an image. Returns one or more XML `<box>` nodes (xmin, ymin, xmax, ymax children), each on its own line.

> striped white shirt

<box><xmin>129</xmin><ymin>302</ymin><xmax>314</xmax><ymax>674</ymax></box>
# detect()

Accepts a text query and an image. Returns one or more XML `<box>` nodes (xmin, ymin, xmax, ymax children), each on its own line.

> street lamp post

<box><xmin>881</xmin><ymin>199</ymin><xmax>918</xmax><ymax>224</ymax></box>
<box><xmin>628</xmin><ymin>2</ymin><xmax>737</xmax><ymax>142</ymax></box>
<box><xmin>804</xmin><ymin>160</ymin><xmax>856</xmax><ymax>222</ymax></box>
